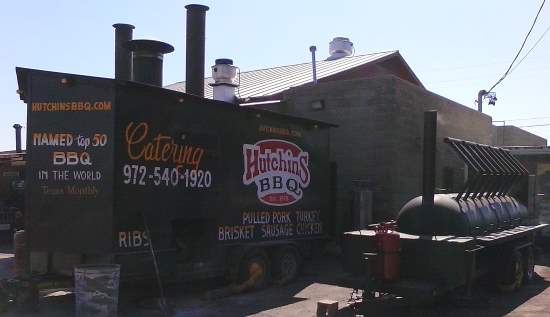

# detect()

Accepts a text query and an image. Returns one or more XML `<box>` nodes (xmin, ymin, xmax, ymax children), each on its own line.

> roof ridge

<box><xmin>165</xmin><ymin>50</ymin><xmax>398</xmax><ymax>85</ymax></box>
<box><xmin>238</xmin><ymin>50</ymin><xmax>398</xmax><ymax>74</ymax></box>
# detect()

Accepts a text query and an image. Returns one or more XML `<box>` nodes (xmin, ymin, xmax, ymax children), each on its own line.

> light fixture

<box><xmin>486</xmin><ymin>92</ymin><xmax>497</xmax><ymax>106</ymax></box>
<box><xmin>311</xmin><ymin>100</ymin><xmax>324</xmax><ymax>110</ymax></box>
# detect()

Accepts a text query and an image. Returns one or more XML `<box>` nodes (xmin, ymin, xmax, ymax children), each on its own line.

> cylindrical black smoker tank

<box><xmin>396</xmin><ymin>194</ymin><xmax>528</xmax><ymax>236</ymax></box>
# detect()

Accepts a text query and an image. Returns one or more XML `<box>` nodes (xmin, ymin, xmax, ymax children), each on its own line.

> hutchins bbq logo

<box><xmin>243</xmin><ymin>140</ymin><xmax>310</xmax><ymax>206</ymax></box>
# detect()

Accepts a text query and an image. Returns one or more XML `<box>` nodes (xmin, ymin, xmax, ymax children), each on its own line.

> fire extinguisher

<box><xmin>374</xmin><ymin>222</ymin><xmax>400</xmax><ymax>281</ymax></box>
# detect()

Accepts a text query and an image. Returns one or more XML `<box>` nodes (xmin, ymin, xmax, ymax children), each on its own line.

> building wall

<box><xmin>319</xmin><ymin>56</ymin><xmax>422</xmax><ymax>88</ymax></box>
<box><xmin>392</xmin><ymin>79</ymin><xmax>493</xmax><ymax>216</ymax></box>
<box><xmin>493</xmin><ymin>125</ymin><xmax>547</xmax><ymax>147</ymax></box>
<box><xmin>264</xmin><ymin>75</ymin><xmax>493</xmax><ymax>231</ymax></box>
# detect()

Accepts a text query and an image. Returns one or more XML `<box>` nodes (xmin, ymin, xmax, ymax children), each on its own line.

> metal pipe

<box><xmin>309</xmin><ymin>45</ymin><xmax>317</xmax><ymax>84</ymax></box>
<box><xmin>422</xmin><ymin>111</ymin><xmax>437</xmax><ymax>208</ymax></box>
<box><xmin>185</xmin><ymin>4</ymin><xmax>209</xmax><ymax>97</ymax></box>
<box><xmin>113</xmin><ymin>23</ymin><xmax>135</xmax><ymax>80</ymax></box>
<box><xmin>124</xmin><ymin>39</ymin><xmax>174</xmax><ymax>87</ymax></box>
<box><xmin>477</xmin><ymin>89</ymin><xmax>487</xmax><ymax>112</ymax></box>
<box><xmin>13</xmin><ymin>124</ymin><xmax>22</xmax><ymax>153</ymax></box>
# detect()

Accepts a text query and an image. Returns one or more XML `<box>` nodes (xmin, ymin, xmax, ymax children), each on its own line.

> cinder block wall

<box><xmin>493</xmin><ymin>125</ymin><xmax>547</xmax><ymax>146</ymax></box>
<box><xmin>392</xmin><ymin>79</ymin><xmax>493</xmax><ymax>217</ymax></box>
<box><xmin>266</xmin><ymin>75</ymin><xmax>493</xmax><ymax>230</ymax></box>
<box><xmin>273</xmin><ymin>76</ymin><xmax>398</xmax><ymax>231</ymax></box>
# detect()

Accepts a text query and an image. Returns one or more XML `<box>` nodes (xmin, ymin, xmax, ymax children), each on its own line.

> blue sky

<box><xmin>1</xmin><ymin>1</ymin><xmax>549</xmax><ymax>150</ymax></box>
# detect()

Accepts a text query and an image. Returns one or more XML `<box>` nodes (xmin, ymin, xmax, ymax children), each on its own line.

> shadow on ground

<box><xmin>117</xmin><ymin>257</ymin><xmax>352</xmax><ymax>317</ymax></box>
<box><xmin>2</xmin><ymin>249</ymin><xmax>550</xmax><ymax>316</ymax></box>
<box><xmin>341</xmin><ymin>252</ymin><xmax>550</xmax><ymax>317</ymax></box>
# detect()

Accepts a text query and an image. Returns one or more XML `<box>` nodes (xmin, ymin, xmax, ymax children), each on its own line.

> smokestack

<box><xmin>13</xmin><ymin>124</ymin><xmax>22</xmax><ymax>153</ymax></box>
<box><xmin>309</xmin><ymin>46</ymin><xmax>317</xmax><ymax>84</ymax></box>
<box><xmin>113</xmin><ymin>23</ymin><xmax>135</xmax><ymax>80</ymax></box>
<box><xmin>422</xmin><ymin>111</ymin><xmax>437</xmax><ymax>208</ymax></box>
<box><xmin>124</xmin><ymin>39</ymin><xmax>174</xmax><ymax>87</ymax></box>
<box><xmin>185</xmin><ymin>4</ymin><xmax>209</xmax><ymax>97</ymax></box>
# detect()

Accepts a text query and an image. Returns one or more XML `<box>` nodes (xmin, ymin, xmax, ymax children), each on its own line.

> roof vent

<box><xmin>212</xmin><ymin>58</ymin><xmax>237</xmax><ymax>85</ymax></box>
<box><xmin>326</xmin><ymin>37</ymin><xmax>353</xmax><ymax>61</ymax></box>
<box><xmin>210</xmin><ymin>58</ymin><xmax>238</xmax><ymax>103</ymax></box>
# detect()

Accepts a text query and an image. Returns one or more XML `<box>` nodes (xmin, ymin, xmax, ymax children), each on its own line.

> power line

<box><xmin>497</xmin><ymin>115</ymin><xmax>550</xmax><ymax>122</ymax></box>
<box><xmin>418</xmin><ymin>52</ymin><xmax>550</xmax><ymax>74</ymax></box>
<box><xmin>519</xmin><ymin>123</ymin><xmax>550</xmax><ymax>128</ymax></box>
<box><xmin>509</xmin><ymin>24</ymin><xmax>550</xmax><ymax>75</ymax></box>
<box><xmin>486</xmin><ymin>0</ymin><xmax>546</xmax><ymax>94</ymax></box>
<box><xmin>427</xmin><ymin>64</ymin><xmax>550</xmax><ymax>85</ymax></box>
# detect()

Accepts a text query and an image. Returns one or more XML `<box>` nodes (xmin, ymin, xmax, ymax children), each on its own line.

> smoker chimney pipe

<box><xmin>124</xmin><ymin>39</ymin><xmax>174</xmax><ymax>87</ymax></box>
<box><xmin>13</xmin><ymin>124</ymin><xmax>22</xmax><ymax>153</ymax></box>
<box><xmin>185</xmin><ymin>4</ymin><xmax>209</xmax><ymax>97</ymax></box>
<box><xmin>309</xmin><ymin>45</ymin><xmax>317</xmax><ymax>84</ymax></box>
<box><xmin>422</xmin><ymin>111</ymin><xmax>437</xmax><ymax>208</ymax></box>
<box><xmin>113</xmin><ymin>23</ymin><xmax>135</xmax><ymax>80</ymax></box>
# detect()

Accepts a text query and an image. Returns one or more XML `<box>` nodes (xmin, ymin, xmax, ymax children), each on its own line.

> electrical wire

<box><xmin>509</xmin><ymin>24</ymin><xmax>550</xmax><ymax>75</ymax></box>
<box><xmin>496</xmin><ymin>115</ymin><xmax>550</xmax><ymax>122</ymax></box>
<box><xmin>486</xmin><ymin>0</ymin><xmax>546</xmax><ymax>94</ymax></box>
<box><xmin>519</xmin><ymin>123</ymin><xmax>550</xmax><ymax>128</ymax></box>
<box><xmin>427</xmin><ymin>63</ymin><xmax>550</xmax><ymax>86</ymax></box>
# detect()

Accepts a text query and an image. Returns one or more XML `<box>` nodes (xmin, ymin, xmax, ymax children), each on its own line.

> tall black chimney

<box><xmin>13</xmin><ymin>124</ymin><xmax>22</xmax><ymax>153</ymax></box>
<box><xmin>113</xmin><ymin>23</ymin><xmax>135</xmax><ymax>80</ymax></box>
<box><xmin>124</xmin><ymin>39</ymin><xmax>174</xmax><ymax>87</ymax></box>
<box><xmin>185</xmin><ymin>4</ymin><xmax>209</xmax><ymax>97</ymax></box>
<box><xmin>422</xmin><ymin>111</ymin><xmax>437</xmax><ymax>208</ymax></box>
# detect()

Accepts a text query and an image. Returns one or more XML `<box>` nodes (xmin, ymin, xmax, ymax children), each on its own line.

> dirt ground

<box><xmin>1</xmin><ymin>245</ymin><xmax>550</xmax><ymax>316</ymax></box>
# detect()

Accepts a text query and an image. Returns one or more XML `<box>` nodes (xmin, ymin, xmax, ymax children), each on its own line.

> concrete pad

<box><xmin>3</xmin><ymin>254</ymin><xmax>550</xmax><ymax>316</ymax></box>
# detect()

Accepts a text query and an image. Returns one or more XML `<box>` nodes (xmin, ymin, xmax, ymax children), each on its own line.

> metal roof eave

<box><xmin>393</xmin><ymin>51</ymin><xmax>424</xmax><ymax>89</ymax></box>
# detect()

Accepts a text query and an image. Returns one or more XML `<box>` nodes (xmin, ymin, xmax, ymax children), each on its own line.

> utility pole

<box><xmin>477</xmin><ymin>90</ymin><xmax>487</xmax><ymax>112</ymax></box>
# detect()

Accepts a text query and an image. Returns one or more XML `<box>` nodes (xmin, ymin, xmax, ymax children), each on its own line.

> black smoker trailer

<box><xmin>0</xmin><ymin>152</ymin><xmax>25</xmax><ymax>241</ymax></box>
<box><xmin>16</xmin><ymin>67</ymin><xmax>334</xmax><ymax>287</ymax></box>
<box><xmin>342</xmin><ymin>111</ymin><xmax>548</xmax><ymax>299</ymax></box>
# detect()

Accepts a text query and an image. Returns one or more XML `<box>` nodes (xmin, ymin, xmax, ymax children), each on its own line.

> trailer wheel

<box><xmin>272</xmin><ymin>245</ymin><xmax>302</xmax><ymax>285</ymax></box>
<box><xmin>497</xmin><ymin>250</ymin><xmax>524</xmax><ymax>292</ymax></box>
<box><xmin>233</xmin><ymin>249</ymin><xmax>270</xmax><ymax>292</ymax></box>
<box><xmin>523</xmin><ymin>247</ymin><xmax>535</xmax><ymax>283</ymax></box>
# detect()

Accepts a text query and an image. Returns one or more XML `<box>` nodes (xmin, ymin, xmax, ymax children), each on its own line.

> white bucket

<box><xmin>74</xmin><ymin>264</ymin><xmax>120</xmax><ymax>317</ymax></box>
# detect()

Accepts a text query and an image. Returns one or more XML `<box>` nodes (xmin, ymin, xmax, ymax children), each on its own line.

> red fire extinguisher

<box><xmin>374</xmin><ymin>222</ymin><xmax>400</xmax><ymax>281</ymax></box>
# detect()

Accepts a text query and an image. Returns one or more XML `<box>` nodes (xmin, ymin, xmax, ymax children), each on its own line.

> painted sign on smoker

<box><xmin>242</xmin><ymin>139</ymin><xmax>310</xmax><ymax>206</ymax></box>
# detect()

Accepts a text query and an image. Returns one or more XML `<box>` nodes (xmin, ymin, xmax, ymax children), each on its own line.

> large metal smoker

<box><xmin>343</xmin><ymin>110</ymin><xmax>547</xmax><ymax>299</ymax></box>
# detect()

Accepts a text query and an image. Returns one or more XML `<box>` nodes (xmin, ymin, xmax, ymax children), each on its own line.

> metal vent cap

<box><xmin>212</xmin><ymin>58</ymin><xmax>237</xmax><ymax>85</ymax></box>
<box><xmin>327</xmin><ymin>37</ymin><xmax>353</xmax><ymax>61</ymax></box>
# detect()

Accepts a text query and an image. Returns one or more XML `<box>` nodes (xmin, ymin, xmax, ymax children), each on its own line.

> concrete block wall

<box><xmin>274</xmin><ymin>77</ymin><xmax>398</xmax><ymax>231</ymax></box>
<box><xmin>265</xmin><ymin>75</ymin><xmax>494</xmax><ymax>230</ymax></box>
<box><xmin>392</xmin><ymin>79</ymin><xmax>493</xmax><ymax>217</ymax></box>
<box><xmin>493</xmin><ymin>125</ymin><xmax>547</xmax><ymax>146</ymax></box>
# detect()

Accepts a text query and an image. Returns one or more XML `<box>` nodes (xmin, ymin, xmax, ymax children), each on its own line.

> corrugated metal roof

<box><xmin>165</xmin><ymin>51</ymin><xmax>400</xmax><ymax>100</ymax></box>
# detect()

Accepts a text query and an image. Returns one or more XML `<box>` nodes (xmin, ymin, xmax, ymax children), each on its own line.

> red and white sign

<box><xmin>243</xmin><ymin>139</ymin><xmax>310</xmax><ymax>206</ymax></box>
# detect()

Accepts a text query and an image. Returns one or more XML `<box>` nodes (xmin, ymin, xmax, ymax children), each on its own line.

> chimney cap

<box><xmin>123</xmin><ymin>39</ymin><xmax>174</xmax><ymax>54</ymax></box>
<box><xmin>309</xmin><ymin>45</ymin><xmax>317</xmax><ymax>52</ymax></box>
<box><xmin>112</xmin><ymin>23</ymin><xmax>135</xmax><ymax>30</ymax></box>
<box><xmin>215</xmin><ymin>58</ymin><xmax>233</xmax><ymax>65</ymax></box>
<box><xmin>185</xmin><ymin>4</ymin><xmax>209</xmax><ymax>11</ymax></box>
<box><xmin>13</xmin><ymin>124</ymin><xmax>22</xmax><ymax>129</ymax></box>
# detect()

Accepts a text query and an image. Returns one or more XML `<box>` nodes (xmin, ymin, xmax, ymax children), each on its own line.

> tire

<box><xmin>523</xmin><ymin>247</ymin><xmax>535</xmax><ymax>284</ymax></box>
<box><xmin>272</xmin><ymin>245</ymin><xmax>302</xmax><ymax>285</ymax></box>
<box><xmin>235</xmin><ymin>249</ymin><xmax>271</xmax><ymax>292</ymax></box>
<box><xmin>496</xmin><ymin>250</ymin><xmax>524</xmax><ymax>292</ymax></box>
